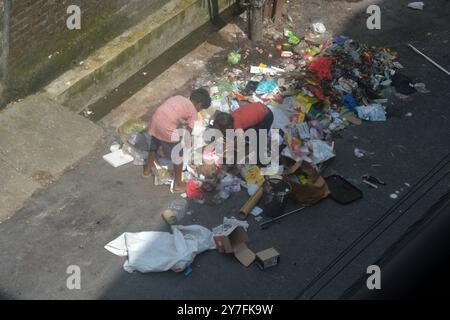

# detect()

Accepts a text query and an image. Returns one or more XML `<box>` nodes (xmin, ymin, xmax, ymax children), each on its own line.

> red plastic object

<box><xmin>185</xmin><ymin>181</ymin><xmax>204</xmax><ymax>200</ymax></box>
<box><xmin>308</xmin><ymin>57</ymin><xmax>333</xmax><ymax>82</ymax></box>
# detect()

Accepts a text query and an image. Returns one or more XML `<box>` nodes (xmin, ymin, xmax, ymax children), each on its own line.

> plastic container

<box><xmin>325</xmin><ymin>175</ymin><xmax>363</xmax><ymax>204</ymax></box>
<box><xmin>261</xmin><ymin>179</ymin><xmax>292</xmax><ymax>218</ymax></box>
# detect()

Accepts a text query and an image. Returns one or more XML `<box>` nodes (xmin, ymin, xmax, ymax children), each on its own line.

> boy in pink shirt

<box><xmin>143</xmin><ymin>89</ymin><xmax>211</xmax><ymax>192</ymax></box>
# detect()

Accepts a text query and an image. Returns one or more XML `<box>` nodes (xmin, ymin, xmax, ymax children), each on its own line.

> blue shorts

<box><xmin>150</xmin><ymin>136</ymin><xmax>183</xmax><ymax>158</ymax></box>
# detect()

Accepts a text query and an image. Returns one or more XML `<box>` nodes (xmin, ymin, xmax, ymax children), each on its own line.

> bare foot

<box><xmin>171</xmin><ymin>183</ymin><xmax>187</xmax><ymax>193</ymax></box>
<box><xmin>142</xmin><ymin>167</ymin><xmax>154</xmax><ymax>178</ymax></box>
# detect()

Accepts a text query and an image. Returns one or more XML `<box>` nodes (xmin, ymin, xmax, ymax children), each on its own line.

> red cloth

<box><xmin>185</xmin><ymin>181</ymin><xmax>204</xmax><ymax>200</ymax></box>
<box><xmin>308</xmin><ymin>57</ymin><xmax>333</xmax><ymax>82</ymax></box>
<box><xmin>231</xmin><ymin>103</ymin><xmax>268</xmax><ymax>130</ymax></box>
<box><xmin>307</xmin><ymin>85</ymin><xmax>325</xmax><ymax>101</ymax></box>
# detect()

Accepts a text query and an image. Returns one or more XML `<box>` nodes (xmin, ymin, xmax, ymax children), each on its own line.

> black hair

<box><xmin>190</xmin><ymin>88</ymin><xmax>212</xmax><ymax>109</ymax></box>
<box><xmin>212</xmin><ymin>112</ymin><xmax>234</xmax><ymax>134</ymax></box>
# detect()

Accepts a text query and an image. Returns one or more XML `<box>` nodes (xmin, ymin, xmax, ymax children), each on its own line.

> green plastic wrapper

<box><xmin>285</xmin><ymin>30</ymin><xmax>300</xmax><ymax>45</ymax></box>
<box><xmin>118</xmin><ymin>119</ymin><xmax>147</xmax><ymax>135</ymax></box>
<box><xmin>227</xmin><ymin>51</ymin><xmax>241</xmax><ymax>65</ymax></box>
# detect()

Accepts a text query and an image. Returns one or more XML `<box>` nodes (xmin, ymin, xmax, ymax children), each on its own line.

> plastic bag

<box><xmin>218</xmin><ymin>174</ymin><xmax>242</xmax><ymax>193</ymax></box>
<box><xmin>168</xmin><ymin>198</ymin><xmax>188</xmax><ymax>218</ymax></box>
<box><xmin>228</xmin><ymin>51</ymin><xmax>241</xmax><ymax>65</ymax></box>
<box><xmin>212</xmin><ymin>189</ymin><xmax>232</xmax><ymax>205</ymax></box>
<box><xmin>408</xmin><ymin>2</ymin><xmax>424</xmax><ymax>10</ymax></box>
<box><xmin>127</xmin><ymin>132</ymin><xmax>152</xmax><ymax>152</ymax></box>
<box><xmin>118</xmin><ymin>119</ymin><xmax>147</xmax><ymax>135</ymax></box>
<box><xmin>256</xmin><ymin>80</ymin><xmax>278</xmax><ymax>95</ymax></box>
<box><xmin>154</xmin><ymin>158</ymin><xmax>174</xmax><ymax>186</ymax></box>
<box><xmin>356</xmin><ymin>105</ymin><xmax>386</xmax><ymax>121</ymax></box>
<box><xmin>284</xmin><ymin>29</ymin><xmax>300</xmax><ymax>45</ymax></box>
<box><xmin>123</xmin><ymin>145</ymin><xmax>148</xmax><ymax>166</ymax></box>
<box><xmin>186</xmin><ymin>180</ymin><xmax>204</xmax><ymax>201</ymax></box>
<box><xmin>308</xmin><ymin>140</ymin><xmax>335</xmax><ymax>165</ymax></box>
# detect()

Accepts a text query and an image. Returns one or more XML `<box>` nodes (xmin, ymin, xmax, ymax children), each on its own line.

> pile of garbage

<box><xmin>105</xmin><ymin>22</ymin><xmax>428</xmax><ymax>274</ymax></box>
<box><xmin>199</xmin><ymin>23</ymin><xmax>410</xmax><ymax>165</ymax></box>
<box><xmin>106</xmin><ymin>22</ymin><xmax>425</xmax><ymax>211</ymax></box>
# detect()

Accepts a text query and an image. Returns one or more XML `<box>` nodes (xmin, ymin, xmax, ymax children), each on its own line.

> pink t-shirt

<box><xmin>149</xmin><ymin>96</ymin><xmax>198</xmax><ymax>142</ymax></box>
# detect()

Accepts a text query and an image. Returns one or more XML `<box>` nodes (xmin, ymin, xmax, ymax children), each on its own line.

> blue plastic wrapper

<box><xmin>356</xmin><ymin>105</ymin><xmax>386</xmax><ymax>121</ymax></box>
<box><xmin>333</xmin><ymin>35</ymin><xmax>350</xmax><ymax>45</ymax></box>
<box><xmin>342</xmin><ymin>94</ymin><xmax>358</xmax><ymax>111</ymax></box>
<box><xmin>184</xmin><ymin>267</ymin><xmax>193</xmax><ymax>277</ymax></box>
<box><xmin>256</xmin><ymin>80</ymin><xmax>278</xmax><ymax>95</ymax></box>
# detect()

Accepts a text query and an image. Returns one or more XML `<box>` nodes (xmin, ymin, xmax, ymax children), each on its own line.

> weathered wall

<box><xmin>2</xmin><ymin>0</ymin><xmax>165</xmax><ymax>106</ymax></box>
<box><xmin>0</xmin><ymin>0</ymin><xmax>10</xmax><ymax>105</ymax></box>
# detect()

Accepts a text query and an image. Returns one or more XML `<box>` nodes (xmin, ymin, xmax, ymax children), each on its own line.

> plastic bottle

<box><xmin>161</xmin><ymin>198</ymin><xmax>188</xmax><ymax>225</ymax></box>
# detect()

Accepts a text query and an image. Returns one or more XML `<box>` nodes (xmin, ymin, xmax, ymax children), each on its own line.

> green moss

<box><xmin>5</xmin><ymin>11</ymin><xmax>132</xmax><ymax>103</ymax></box>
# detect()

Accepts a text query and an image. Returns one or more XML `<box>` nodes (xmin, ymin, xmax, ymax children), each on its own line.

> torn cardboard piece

<box><xmin>213</xmin><ymin>226</ymin><xmax>256</xmax><ymax>267</ymax></box>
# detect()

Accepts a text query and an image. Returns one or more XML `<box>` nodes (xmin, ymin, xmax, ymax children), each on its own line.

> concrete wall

<box><xmin>44</xmin><ymin>0</ymin><xmax>237</xmax><ymax>113</ymax></box>
<box><xmin>1</xmin><ymin>0</ymin><xmax>165</xmax><ymax>106</ymax></box>
<box><xmin>0</xmin><ymin>0</ymin><xmax>9</xmax><ymax>106</ymax></box>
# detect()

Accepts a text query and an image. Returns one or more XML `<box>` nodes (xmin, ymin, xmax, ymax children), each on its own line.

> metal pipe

<box><xmin>408</xmin><ymin>43</ymin><xmax>450</xmax><ymax>77</ymax></box>
<box><xmin>260</xmin><ymin>207</ymin><xmax>306</xmax><ymax>228</ymax></box>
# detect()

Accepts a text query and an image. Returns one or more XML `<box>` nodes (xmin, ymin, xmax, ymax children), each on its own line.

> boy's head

<box><xmin>212</xmin><ymin>112</ymin><xmax>234</xmax><ymax>135</ymax></box>
<box><xmin>190</xmin><ymin>88</ymin><xmax>212</xmax><ymax>111</ymax></box>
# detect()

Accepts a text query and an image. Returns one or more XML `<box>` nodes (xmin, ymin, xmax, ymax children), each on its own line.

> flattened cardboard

<box><xmin>234</xmin><ymin>243</ymin><xmax>256</xmax><ymax>267</ymax></box>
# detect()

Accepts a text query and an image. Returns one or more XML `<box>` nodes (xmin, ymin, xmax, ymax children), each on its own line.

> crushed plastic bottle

<box><xmin>161</xmin><ymin>198</ymin><xmax>188</xmax><ymax>225</ymax></box>
<box><xmin>212</xmin><ymin>189</ymin><xmax>232</xmax><ymax>205</ymax></box>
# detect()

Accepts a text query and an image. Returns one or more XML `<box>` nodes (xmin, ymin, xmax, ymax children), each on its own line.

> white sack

<box><xmin>105</xmin><ymin>225</ymin><xmax>216</xmax><ymax>273</ymax></box>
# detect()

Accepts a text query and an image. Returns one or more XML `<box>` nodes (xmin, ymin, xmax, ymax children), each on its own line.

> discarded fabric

<box><xmin>105</xmin><ymin>225</ymin><xmax>216</xmax><ymax>273</ymax></box>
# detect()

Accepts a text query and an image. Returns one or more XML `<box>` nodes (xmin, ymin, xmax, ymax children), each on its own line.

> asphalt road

<box><xmin>0</xmin><ymin>0</ymin><xmax>449</xmax><ymax>299</ymax></box>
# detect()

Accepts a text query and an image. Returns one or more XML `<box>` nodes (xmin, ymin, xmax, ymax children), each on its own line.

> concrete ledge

<box><xmin>0</xmin><ymin>94</ymin><xmax>103</xmax><ymax>222</ymax></box>
<box><xmin>43</xmin><ymin>0</ymin><xmax>235</xmax><ymax>113</ymax></box>
<box><xmin>100</xmin><ymin>22</ymin><xmax>244</xmax><ymax>130</ymax></box>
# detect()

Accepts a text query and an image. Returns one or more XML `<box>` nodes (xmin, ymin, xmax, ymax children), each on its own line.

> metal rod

<box><xmin>408</xmin><ymin>43</ymin><xmax>450</xmax><ymax>77</ymax></box>
<box><xmin>362</xmin><ymin>179</ymin><xmax>378</xmax><ymax>189</ymax></box>
<box><xmin>260</xmin><ymin>207</ymin><xmax>306</xmax><ymax>228</ymax></box>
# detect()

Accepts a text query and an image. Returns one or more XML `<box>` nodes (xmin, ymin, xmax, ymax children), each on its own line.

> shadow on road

<box><xmin>0</xmin><ymin>0</ymin><xmax>449</xmax><ymax>301</ymax></box>
<box><xmin>95</xmin><ymin>0</ymin><xmax>450</xmax><ymax>300</ymax></box>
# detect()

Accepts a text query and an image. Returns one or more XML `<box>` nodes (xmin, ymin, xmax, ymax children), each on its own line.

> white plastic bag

<box><xmin>356</xmin><ymin>104</ymin><xmax>386</xmax><ymax>121</ymax></box>
<box><xmin>408</xmin><ymin>2</ymin><xmax>424</xmax><ymax>10</ymax></box>
<box><xmin>105</xmin><ymin>225</ymin><xmax>216</xmax><ymax>273</ymax></box>
<box><xmin>308</xmin><ymin>140</ymin><xmax>335</xmax><ymax>165</ymax></box>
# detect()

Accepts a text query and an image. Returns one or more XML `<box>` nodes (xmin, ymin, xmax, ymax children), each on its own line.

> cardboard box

<box><xmin>214</xmin><ymin>226</ymin><xmax>256</xmax><ymax>267</ymax></box>
<box><xmin>256</xmin><ymin>248</ymin><xmax>280</xmax><ymax>270</ymax></box>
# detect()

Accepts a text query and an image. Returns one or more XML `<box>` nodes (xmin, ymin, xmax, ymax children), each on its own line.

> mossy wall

<box><xmin>3</xmin><ymin>0</ymin><xmax>165</xmax><ymax>106</ymax></box>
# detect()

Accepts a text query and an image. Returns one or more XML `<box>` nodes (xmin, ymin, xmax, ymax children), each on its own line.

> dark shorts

<box><xmin>149</xmin><ymin>136</ymin><xmax>183</xmax><ymax>158</ymax></box>
<box><xmin>248</xmin><ymin>108</ymin><xmax>274</xmax><ymax>164</ymax></box>
<box><xmin>250</xmin><ymin>108</ymin><xmax>274</xmax><ymax>132</ymax></box>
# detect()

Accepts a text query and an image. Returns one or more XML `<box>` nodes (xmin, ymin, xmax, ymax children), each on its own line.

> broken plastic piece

<box><xmin>408</xmin><ymin>2</ymin><xmax>424</xmax><ymax>10</ymax></box>
<box><xmin>184</xmin><ymin>267</ymin><xmax>193</xmax><ymax>277</ymax></box>
<box><xmin>103</xmin><ymin>150</ymin><xmax>134</xmax><ymax>168</ymax></box>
